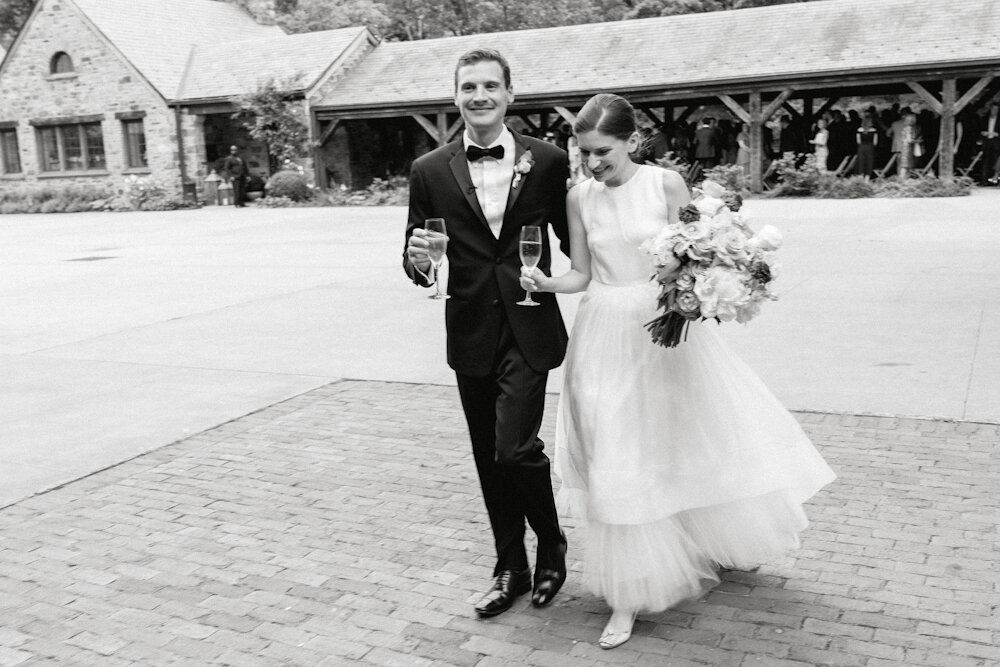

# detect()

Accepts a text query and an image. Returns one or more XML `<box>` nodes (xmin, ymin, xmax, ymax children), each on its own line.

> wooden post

<box><xmin>309</xmin><ymin>108</ymin><xmax>325</xmax><ymax>188</ymax></box>
<box><xmin>940</xmin><ymin>79</ymin><xmax>956</xmax><ymax>181</ymax></box>
<box><xmin>436</xmin><ymin>112</ymin><xmax>447</xmax><ymax>146</ymax></box>
<box><xmin>749</xmin><ymin>91</ymin><xmax>763</xmax><ymax>193</ymax></box>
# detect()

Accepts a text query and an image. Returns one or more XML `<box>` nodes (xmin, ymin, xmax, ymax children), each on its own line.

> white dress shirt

<box><xmin>464</xmin><ymin>127</ymin><xmax>516</xmax><ymax>238</ymax></box>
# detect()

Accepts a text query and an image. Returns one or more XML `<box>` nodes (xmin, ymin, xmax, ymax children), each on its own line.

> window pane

<box><xmin>84</xmin><ymin>123</ymin><xmax>105</xmax><ymax>170</ymax></box>
<box><xmin>123</xmin><ymin>120</ymin><xmax>147</xmax><ymax>168</ymax></box>
<box><xmin>39</xmin><ymin>127</ymin><xmax>60</xmax><ymax>171</ymax></box>
<box><xmin>61</xmin><ymin>125</ymin><xmax>83</xmax><ymax>170</ymax></box>
<box><xmin>1</xmin><ymin>129</ymin><xmax>21</xmax><ymax>174</ymax></box>
<box><xmin>52</xmin><ymin>53</ymin><xmax>73</xmax><ymax>74</ymax></box>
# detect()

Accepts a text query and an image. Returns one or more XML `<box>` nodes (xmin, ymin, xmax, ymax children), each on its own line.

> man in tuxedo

<box><xmin>403</xmin><ymin>49</ymin><xmax>570</xmax><ymax>618</ymax></box>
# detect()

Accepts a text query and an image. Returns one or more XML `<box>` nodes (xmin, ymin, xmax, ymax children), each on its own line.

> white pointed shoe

<box><xmin>599</xmin><ymin>610</ymin><xmax>638</xmax><ymax>650</ymax></box>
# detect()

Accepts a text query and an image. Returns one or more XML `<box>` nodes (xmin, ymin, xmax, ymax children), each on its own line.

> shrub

<box><xmin>246</xmin><ymin>174</ymin><xmax>265</xmax><ymax>192</ymax></box>
<box><xmin>873</xmin><ymin>175</ymin><xmax>973</xmax><ymax>198</ymax></box>
<box><xmin>768</xmin><ymin>152</ymin><xmax>821</xmax><ymax>196</ymax></box>
<box><xmin>814</xmin><ymin>175</ymin><xmax>876</xmax><ymax>199</ymax></box>
<box><xmin>651</xmin><ymin>152</ymin><xmax>692</xmax><ymax>183</ymax></box>
<box><xmin>0</xmin><ymin>181</ymin><xmax>115</xmax><ymax>214</ymax></box>
<box><xmin>703</xmin><ymin>163</ymin><xmax>749</xmax><ymax>192</ymax></box>
<box><xmin>266</xmin><ymin>170</ymin><xmax>313</xmax><ymax>201</ymax></box>
<box><xmin>316</xmin><ymin>176</ymin><xmax>409</xmax><ymax>206</ymax></box>
<box><xmin>252</xmin><ymin>195</ymin><xmax>297</xmax><ymax>208</ymax></box>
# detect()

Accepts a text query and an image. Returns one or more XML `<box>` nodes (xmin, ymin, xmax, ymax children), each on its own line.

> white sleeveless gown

<box><xmin>556</xmin><ymin>165</ymin><xmax>836</xmax><ymax>612</ymax></box>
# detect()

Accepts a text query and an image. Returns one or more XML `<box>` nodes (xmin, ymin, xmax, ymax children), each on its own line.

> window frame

<box><xmin>50</xmin><ymin>52</ymin><xmax>74</xmax><ymax>75</ymax></box>
<box><xmin>34</xmin><ymin>121</ymin><xmax>107</xmax><ymax>174</ymax></box>
<box><xmin>121</xmin><ymin>118</ymin><xmax>148</xmax><ymax>170</ymax></box>
<box><xmin>0</xmin><ymin>126</ymin><xmax>22</xmax><ymax>175</ymax></box>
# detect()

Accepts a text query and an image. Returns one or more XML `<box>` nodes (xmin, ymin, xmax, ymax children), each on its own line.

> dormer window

<box><xmin>50</xmin><ymin>52</ymin><xmax>74</xmax><ymax>75</ymax></box>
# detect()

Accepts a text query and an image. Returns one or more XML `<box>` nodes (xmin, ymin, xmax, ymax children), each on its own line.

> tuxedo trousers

<box><xmin>456</xmin><ymin>316</ymin><xmax>564</xmax><ymax>575</ymax></box>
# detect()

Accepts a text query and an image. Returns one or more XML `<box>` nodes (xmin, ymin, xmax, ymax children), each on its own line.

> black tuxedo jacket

<box><xmin>404</xmin><ymin>129</ymin><xmax>571</xmax><ymax>376</ymax></box>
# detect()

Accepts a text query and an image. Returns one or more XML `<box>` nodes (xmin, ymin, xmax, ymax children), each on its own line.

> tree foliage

<box><xmin>0</xmin><ymin>0</ymin><xmax>821</xmax><ymax>49</ymax></box>
<box><xmin>232</xmin><ymin>77</ymin><xmax>309</xmax><ymax>168</ymax></box>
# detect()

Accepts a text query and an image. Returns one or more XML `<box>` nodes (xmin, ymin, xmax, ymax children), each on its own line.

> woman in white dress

<box><xmin>520</xmin><ymin>94</ymin><xmax>836</xmax><ymax>649</ymax></box>
<box><xmin>809</xmin><ymin>117</ymin><xmax>830</xmax><ymax>172</ymax></box>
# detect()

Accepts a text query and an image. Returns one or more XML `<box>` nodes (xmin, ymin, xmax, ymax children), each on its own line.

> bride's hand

<box><xmin>520</xmin><ymin>266</ymin><xmax>548</xmax><ymax>293</ymax></box>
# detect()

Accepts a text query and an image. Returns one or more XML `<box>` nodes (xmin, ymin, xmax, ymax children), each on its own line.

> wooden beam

<box><xmin>814</xmin><ymin>97</ymin><xmax>839</xmax><ymax>119</ymax></box>
<box><xmin>519</xmin><ymin>114</ymin><xmax>540</xmax><ymax>131</ymax></box>
<box><xmin>717</xmin><ymin>94</ymin><xmax>751</xmax><ymax>125</ymax></box>
<box><xmin>762</xmin><ymin>88</ymin><xmax>795</xmax><ymax>122</ymax></box>
<box><xmin>554</xmin><ymin>106</ymin><xmax>577</xmax><ymax>126</ymax></box>
<box><xmin>675</xmin><ymin>105</ymin><xmax>696</xmax><ymax>123</ymax></box>
<box><xmin>781</xmin><ymin>102</ymin><xmax>801</xmax><ymax>120</ymax></box>
<box><xmin>906</xmin><ymin>81</ymin><xmax>943</xmax><ymax>115</ymax></box>
<box><xmin>939</xmin><ymin>79</ymin><xmax>956</xmax><ymax>181</ymax></box>
<box><xmin>749</xmin><ymin>91</ymin><xmax>763</xmax><ymax>193</ymax></box>
<box><xmin>317</xmin><ymin>118</ymin><xmax>341</xmax><ymax>147</ymax></box>
<box><xmin>638</xmin><ymin>106</ymin><xmax>665</xmax><ymax>126</ymax></box>
<box><xmin>436</xmin><ymin>112</ymin><xmax>447</xmax><ymax>147</ymax></box>
<box><xmin>410</xmin><ymin>113</ymin><xmax>441</xmax><ymax>144</ymax></box>
<box><xmin>955</xmin><ymin>75</ymin><xmax>996</xmax><ymax>114</ymax></box>
<box><xmin>445</xmin><ymin>117</ymin><xmax>464</xmax><ymax>142</ymax></box>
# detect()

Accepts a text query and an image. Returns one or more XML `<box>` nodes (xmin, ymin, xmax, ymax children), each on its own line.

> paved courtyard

<box><xmin>1</xmin><ymin>191</ymin><xmax>999</xmax><ymax>665</ymax></box>
<box><xmin>2</xmin><ymin>382</ymin><xmax>998</xmax><ymax>666</ymax></box>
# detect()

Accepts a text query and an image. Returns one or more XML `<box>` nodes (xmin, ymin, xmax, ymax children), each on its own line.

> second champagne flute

<box><xmin>517</xmin><ymin>225</ymin><xmax>542</xmax><ymax>306</ymax></box>
<box><xmin>425</xmin><ymin>218</ymin><xmax>450</xmax><ymax>300</ymax></box>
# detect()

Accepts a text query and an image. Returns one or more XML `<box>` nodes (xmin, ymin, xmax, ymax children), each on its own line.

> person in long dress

<box><xmin>809</xmin><ymin>117</ymin><xmax>830</xmax><ymax>172</ymax></box>
<box><xmin>520</xmin><ymin>93</ymin><xmax>836</xmax><ymax>649</ymax></box>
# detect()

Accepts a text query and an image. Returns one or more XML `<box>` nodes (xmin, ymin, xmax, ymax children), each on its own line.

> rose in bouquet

<box><xmin>640</xmin><ymin>180</ymin><xmax>782</xmax><ymax>348</ymax></box>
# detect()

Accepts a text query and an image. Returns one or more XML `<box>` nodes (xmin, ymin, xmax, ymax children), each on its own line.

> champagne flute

<box><xmin>424</xmin><ymin>218</ymin><xmax>450</xmax><ymax>300</ymax></box>
<box><xmin>517</xmin><ymin>225</ymin><xmax>543</xmax><ymax>306</ymax></box>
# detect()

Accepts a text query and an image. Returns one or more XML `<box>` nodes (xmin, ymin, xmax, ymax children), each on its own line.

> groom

<box><xmin>404</xmin><ymin>48</ymin><xmax>570</xmax><ymax>617</ymax></box>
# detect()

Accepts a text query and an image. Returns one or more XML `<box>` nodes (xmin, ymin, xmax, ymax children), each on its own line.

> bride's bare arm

<box><xmin>661</xmin><ymin>168</ymin><xmax>690</xmax><ymax>224</ymax></box>
<box><xmin>520</xmin><ymin>186</ymin><xmax>591</xmax><ymax>294</ymax></box>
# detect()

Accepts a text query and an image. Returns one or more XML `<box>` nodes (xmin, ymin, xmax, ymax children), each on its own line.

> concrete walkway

<box><xmin>0</xmin><ymin>191</ymin><xmax>999</xmax><ymax>664</ymax></box>
<box><xmin>2</xmin><ymin>191</ymin><xmax>999</xmax><ymax>507</ymax></box>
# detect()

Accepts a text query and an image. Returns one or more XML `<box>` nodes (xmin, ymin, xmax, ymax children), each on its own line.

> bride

<box><xmin>520</xmin><ymin>93</ymin><xmax>836</xmax><ymax>649</ymax></box>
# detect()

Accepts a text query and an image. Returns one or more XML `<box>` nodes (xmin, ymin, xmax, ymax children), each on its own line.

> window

<box><xmin>50</xmin><ymin>52</ymin><xmax>74</xmax><ymax>74</ymax></box>
<box><xmin>0</xmin><ymin>127</ymin><xmax>21</xmax><ymax>174</ymax></box>
<box><xmin>36</xmin><ymin>122</ymin><xmax>106</xmax><ymax>172</ymax></box>
<box><xmin>122</xmin><ymin>119</ymin><xmax>147</xmax><ymax>168</ymax></box>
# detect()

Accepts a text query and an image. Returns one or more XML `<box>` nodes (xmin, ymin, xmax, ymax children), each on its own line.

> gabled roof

<box><xmin>72</xmin><ymin>0</ymin><xmax>284</xmax><ymax>100</ymax></box>
<box><xmin>313</xmin><ymin>0</ymin><xmax>1000</xmax><ymax>112</ymax></box>
<box><xmin>177</xmin><ymin>26</ymin><xmax>373</xmax><ymax>102</ymax></box>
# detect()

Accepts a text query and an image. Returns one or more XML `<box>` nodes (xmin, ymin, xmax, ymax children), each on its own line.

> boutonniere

<box><xmin>511</xmin><ymin>150</ymin><xmax>534</xmax><ymax>189</ymax></box>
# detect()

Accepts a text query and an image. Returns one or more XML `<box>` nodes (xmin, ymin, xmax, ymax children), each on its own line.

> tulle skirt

<box><xmin>556</xmin><ymin>280</ymin><xmax>835</xmax><ymax>612</ymax></box>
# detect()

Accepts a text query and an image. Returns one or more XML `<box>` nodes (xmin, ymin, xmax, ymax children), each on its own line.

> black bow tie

<box><xmin>466</xmin><ymin>145</ymin><xmax>504</xmax><ymax>161</ymax></box>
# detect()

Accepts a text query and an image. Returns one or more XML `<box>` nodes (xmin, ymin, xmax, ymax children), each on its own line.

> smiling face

<box><xmin>576</xmin><ymin>129</ymin><xmax>639</xmax><ymax>186</ymax></box>
<box><xmin>454</xmin><ymin>60</ymin><xmax>514</xmax><ymax>145</ymax></box>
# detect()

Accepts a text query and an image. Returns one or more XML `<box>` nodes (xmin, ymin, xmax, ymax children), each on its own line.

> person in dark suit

<box><xmin>980</xmin><ymin>102</ymin><xmax>1000</xmax><ymax>185</ymax></box>
<box><xmin>693</xmin><ymin>117</ymin><xmax>719</xmax><ymax>170</ymax></box>
<box><xmin>222</xmin><ymin>145</ymin><xmax>249</xmax><ymax>207</ymax></box>
<box><xmin>403</xmin><ymin>48</ymin><xmax>570</xmax><ymax>618</ymax></box>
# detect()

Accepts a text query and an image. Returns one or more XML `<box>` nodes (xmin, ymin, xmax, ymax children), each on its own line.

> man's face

<box><xmin>454</xmin><ymin>60</ymin><xmax>513</xmax><ymax>135</ymax></box>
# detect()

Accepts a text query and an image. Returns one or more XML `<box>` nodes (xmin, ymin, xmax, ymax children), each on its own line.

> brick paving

<box><xmin>1</xmin><ymin>379</ymin><xmax>998</xmax><ymax>666</ymax></box>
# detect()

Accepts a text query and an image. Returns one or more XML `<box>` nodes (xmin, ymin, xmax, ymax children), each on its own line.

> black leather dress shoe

<box><xmin>531</xmin><ymin>567</ymin><xmax>566</xmax><ymax>607</ymax></box>
<box><xmin>474</xmin><ymin>569</ymin><xmax>531</xmax><ymax>617</ymax></box>
<box><xmin>532</xmin><ymin>538</ymin><xmax>567</xmax><ymax>607</ymax></box>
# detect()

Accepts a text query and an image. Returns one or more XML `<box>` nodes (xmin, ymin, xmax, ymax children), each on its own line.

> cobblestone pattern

<box><xmin>1</xmin><ymin>380</ymin><xmax>998</xmax><ymax>666</ymax></box>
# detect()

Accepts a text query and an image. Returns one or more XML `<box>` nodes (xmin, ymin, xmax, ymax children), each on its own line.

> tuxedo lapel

<box><xmin>503</xmin><ymin>131</ymin><xmax>530</xmax><ymax>222</ymax></box>
<box><xmin>448</xmin><ymin>148</ymin><xmax>490</xmax><ymax>231</ymax></box>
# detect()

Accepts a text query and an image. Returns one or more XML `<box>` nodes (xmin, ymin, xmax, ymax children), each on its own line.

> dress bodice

<box><xmin>576</xmin><ymin>165</ymin><xmax>669</xmax><ymax>286</ymax></box>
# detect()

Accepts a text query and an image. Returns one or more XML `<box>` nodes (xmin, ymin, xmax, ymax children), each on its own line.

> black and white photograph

<box><xmin>0</xmin><ymin>0</ymin><xmax>998</xmax><ymax>664</ymax></box>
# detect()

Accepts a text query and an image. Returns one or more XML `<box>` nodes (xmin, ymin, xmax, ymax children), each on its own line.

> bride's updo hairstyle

<box><xmin>572</xmin><ymin>93</ymin><xmax>637</xmax><ymax>142</ymax></box>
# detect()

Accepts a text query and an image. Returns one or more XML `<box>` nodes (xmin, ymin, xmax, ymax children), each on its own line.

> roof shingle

<box><xmin>73</xmin><ymin>0</ymin><xmax>284</xmax><ymax>99</ymax></box>
<box><xmin>177</xmin><ymin>27</ymin><xmax>371</xmax><ymax>101</ymax></box>
<box><xmin>312</xmin><ymin>0</ymin><xmax>1000</xmax><ymax>111</ymax></box>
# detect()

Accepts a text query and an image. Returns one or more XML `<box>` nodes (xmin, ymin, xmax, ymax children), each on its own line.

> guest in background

<box><xmin>736</xmin><ymin>123</ymin><xmax>751</xmax><ymax>176</ymax></box>
<box><xmin>809</xmin><ymin>118</ymin><xmax>830</xmax><ymax>172</ymax></box>
<box><xmin>980</xmin><ymin>102</ymin><xmax>1000</xmax><ymax>185</ymax></box>
<box><xmin>855</xmin><ymin>112</ymin><xmax>879</xmax><ymax>179</ymax></box>
<box><xmin>222</xmin><ymin>145</ymin><xmax>250</xmax><ymax>208</ymax></box>
<box><xmin>693</xmin><ymin>117</ymin><xmax>720</xmax><ymax>170</ymax></box>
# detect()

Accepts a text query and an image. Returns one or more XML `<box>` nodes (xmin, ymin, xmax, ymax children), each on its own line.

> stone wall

<box><xmin>0</xmin><ymin>0</ymin><xmax>180</xmax><ymax>192</ymax></box>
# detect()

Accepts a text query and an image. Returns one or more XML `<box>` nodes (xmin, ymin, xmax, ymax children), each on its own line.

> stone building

<box><xmin>0</xmin><ymin>0</ymin><xmax>373</xmax><ymax>198</ymax></box>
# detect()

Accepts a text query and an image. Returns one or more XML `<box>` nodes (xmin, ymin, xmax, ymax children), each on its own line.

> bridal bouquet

<box><xmin>640</xmin><ymin>180</ymin><xmax>782</xmax><ymax>348</ymax></box>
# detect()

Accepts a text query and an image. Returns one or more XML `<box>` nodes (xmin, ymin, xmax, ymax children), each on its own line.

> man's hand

<box><xmin>407</xmin><ymin>228</ymin><xmax>432</xmax><ymax>274</ymax></box>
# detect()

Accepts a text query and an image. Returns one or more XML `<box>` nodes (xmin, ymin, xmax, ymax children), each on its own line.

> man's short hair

<box><xmin>454</xmin><ymin>48</ymin><xmax>511</xmax><ymax>89</ymax></box>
